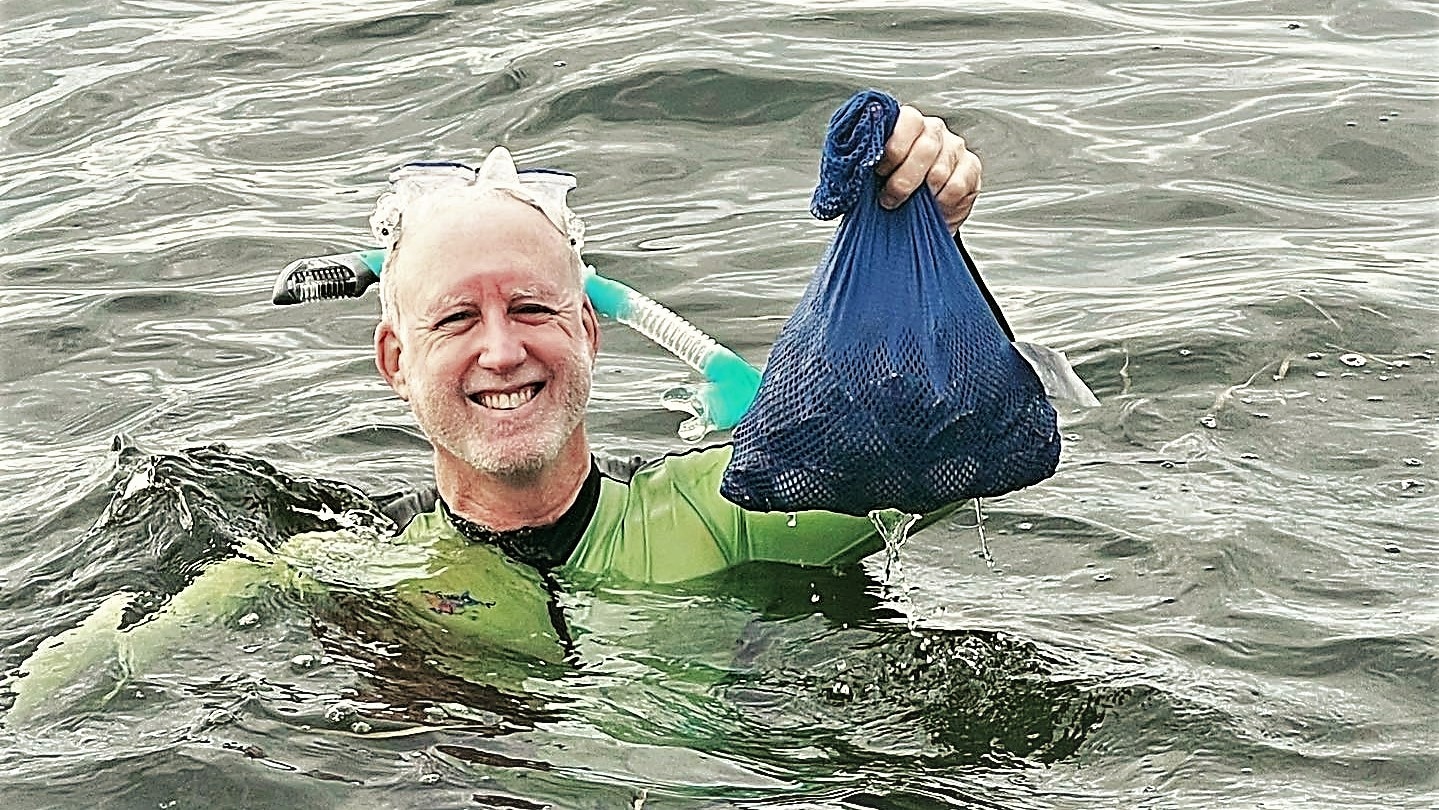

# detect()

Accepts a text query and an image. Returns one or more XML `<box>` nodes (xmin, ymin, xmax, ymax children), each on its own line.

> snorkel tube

<box><xmin>272</xmin><ymin>249</ymin><xmax>762</xmax><ymax>440</ymax></box>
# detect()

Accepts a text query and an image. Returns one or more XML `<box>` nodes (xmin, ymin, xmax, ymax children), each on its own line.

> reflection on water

<box><xmin>1</xmin><ymin>0</ymin><xmax>1435</xmax><ymax>806</ymax></box>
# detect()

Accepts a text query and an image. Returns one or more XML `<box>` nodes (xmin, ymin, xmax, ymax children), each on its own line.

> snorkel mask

<box><xmin>368</xmin><ymin>146</ymin><xmax>586</xmax><ymax>257</ymax></box>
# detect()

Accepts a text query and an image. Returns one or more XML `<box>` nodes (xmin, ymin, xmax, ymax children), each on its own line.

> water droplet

<box><xmin>1161</xmin><ymin>460</ymin><xmax>1176</xmax><ymax>469</ymax></box>
<box><xmin>1199</xmin><ymin>415</ymin><xmax>1218</xmax><ymax>429</ymax></box>
<box><xmin>1402</xmin><ymin>458</ymin><xmax>1423</xmax><ymax>467</ymax></box>
<box><xmin>1383</xmin><ymin>545</ymin><xmax>1401</xmax><ymax>554</ymax></box>
<box><xmin>1240</xmin><ymin>453</ymin><xmax>1259</xmax><ymax>460</ymax></box>
<box><xmin>1400</xmin><ymin>479</ymin><xmax>1422</xmax><ymax>491</ymax></box>
<box><xmin>238</xmin><ymin>612</ymin><xmax>260</xmax><ymax>627</ymax></box>
<box><xmin>1314</xmin><ymin>371</ymin><xmax>1330</xmax><ymax>378</ymax></box>
<box><xmin>1016</xmin><ymin>521</ymin><xmax>1034</xmax><ymax>531</ymax></box>
<box><xmin>1250</xmin><ymin>412</ymin><xmax>1270</xmax><ymax>419</ymax></box>
<box><xmin>1065</xmin><ymin>433</ymin><xmax>1081</xmax><ymax>442</ymax></box>
<box><xmin>1178</xmin><ymin>348</ymin><xmax>1192</xmax><ymax>357</ymax></box>
<box><xmin>1378</xmin><ymin>374</ymin><xmax>1389</xmax><ymax>381</ymax></box>
<box><xmin>552</xmin><ymin>60</ymin><xmax>567</xmax><ymax>67</ymax></box>
<box><xmin>1306</xmin><ymin>352</ymin><xmax>1324</xmax><ymax>360</ymax></box>
<box><xmin>1093</xmin><ymin>573</ymin><xmax>1112</xmax><ymax>582</ymax></box>
<box><xmin>350</xmin><ymin>721</ymin><xmax>372</xmax><ymax>734</ymax></box>
<box><xmin>973</xmin><ymin>498</ymin><xmax>993</xmax><ymax>570</ymax></box>
<box><xmin>1285</xmin><ymin>21</ymin><xmax>1301</xmax><ymax>29</ymax></box>
<box><xmin>418</xmin><ymin>773</ymin><xmax>441</xmax><ymax>785</ymax></box>
<box><xmin>1345</xmin><ymin>121</ymin><xmax>1358</xmax><ymax>127</ymax></box>
<box><xmin>1379</xmin><ymin>116</ymin><xmax>1390</xmax><ymax>122</ymax></box>
<box><xmin>1240</xmin><ymin>767</ymin><xmax>1254</xmax><ymax>775</ymax></box>
<box><xmin>1339</xmin><ymin>353</ymin><xmax>1367</xmax><ymax>367</ymax></box>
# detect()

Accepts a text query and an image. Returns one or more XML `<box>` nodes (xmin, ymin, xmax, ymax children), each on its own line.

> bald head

<box><xmin>379</xmin><ymin>187</ymin><xmax>585</xmax><ymax>329</ymax></box>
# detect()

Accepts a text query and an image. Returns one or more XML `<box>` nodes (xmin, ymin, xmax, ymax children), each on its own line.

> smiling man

<box><xmin>4</xmin><ymin>104</ymin><xmax>988</xmax><ymax>724</ymax></box>
<box><xmin>367</xmin><ymin>104</ymin><xmax>985</xmax><ymax>584</ymax></box>
<box><xmin>376</xmin><ymin>190</ymin><xmax>599</xmax><ymax>531</ymax></box>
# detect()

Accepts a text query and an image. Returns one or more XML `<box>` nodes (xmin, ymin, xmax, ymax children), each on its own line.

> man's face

<box><xmin>375</xmin><ymin>193</ymin><xmax>598</xmax><ymax>480</ymax></box>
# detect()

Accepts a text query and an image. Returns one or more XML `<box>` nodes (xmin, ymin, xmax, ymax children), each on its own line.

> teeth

<box><xmin>478</xmin><ymin>386</ymin><xmax>536</xmax><ymax>410</ymax></box>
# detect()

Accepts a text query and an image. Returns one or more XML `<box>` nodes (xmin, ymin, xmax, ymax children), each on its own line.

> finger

<box><xmin>880</xmin><ymin>115</ymin><xmax>946</xmax><ymax>209</ymax></box>
<box><xmin>874</xmin><ymin>105</ymin><xmax>925</xmax><ymax>178</ymax></box>
<box><xmin>931</xmin><ymin>137</ymin><xmax>982</xmax><ymax>232</ymax></box>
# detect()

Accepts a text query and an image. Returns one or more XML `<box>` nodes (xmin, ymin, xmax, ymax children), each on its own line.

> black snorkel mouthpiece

<box><xmin>270</xmin><ymin>251</ymin><xmax>383</xmax><ymax>305</ymax></box>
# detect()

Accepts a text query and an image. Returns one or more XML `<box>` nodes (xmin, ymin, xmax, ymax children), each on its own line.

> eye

<box><xmin>512</xmin><ymin>302</ymin><xmax>558</xmax><ymax>319</ymax></box>
<box><xmin>433</xmin><ymin>309</ymin><xmax>475</xmax><ymax>329</ymax></box>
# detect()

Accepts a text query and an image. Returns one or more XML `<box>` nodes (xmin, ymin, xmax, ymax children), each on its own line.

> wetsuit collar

<box><xmin>439</xmin><ymin>459</ymin><xmax>601</xmax><ymax>571</ymax></box>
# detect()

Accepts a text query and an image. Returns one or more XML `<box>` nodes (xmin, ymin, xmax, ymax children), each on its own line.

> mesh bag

<box><xmin>719</xmin><ymin>89</ymin><xmax>1060</xmax><ymax>517</ymax></box>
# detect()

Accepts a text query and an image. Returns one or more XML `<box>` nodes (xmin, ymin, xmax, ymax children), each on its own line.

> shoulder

<box><xmin>567</xmin><ymin>444</ymin><xmax>739</xmax><ymax>583</ymax></box>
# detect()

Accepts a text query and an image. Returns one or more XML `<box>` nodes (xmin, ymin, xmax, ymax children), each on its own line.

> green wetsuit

<box><xmin>384</xmin><ymin>445</ymin><xmax>884</xmax><ymax>666</ymax></box>
<box><xmin>7</xmin><ymin>445</ymin><xmax>886</xmax><ymax>722</ymax></box>
<box><xmin>402</xmin><ymin>445</ymin><xmax>883</xmax><ymax>585</ymax></box>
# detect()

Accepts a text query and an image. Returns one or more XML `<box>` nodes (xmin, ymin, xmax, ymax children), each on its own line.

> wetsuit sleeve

<box><xmin>569</xmin><ymin>445</ymin><xmax>885</xmax><ymax>584</ymax></box>
<box><xmin>5</xmin><ymin>557</ymin><xmax>270</xmax><ymax>726</ymax></box>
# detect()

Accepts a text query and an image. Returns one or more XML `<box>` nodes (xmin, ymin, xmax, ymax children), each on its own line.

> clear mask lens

<box><xmin>368</xmin><ymin>150</ymin><xmax>582</xmax><ymax>251</ymax></box>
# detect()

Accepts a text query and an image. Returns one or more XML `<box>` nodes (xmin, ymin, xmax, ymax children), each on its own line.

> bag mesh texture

<box><xmin>720</xmin><ymin>89</ymin><xmax>1060</xmax><ymax>517</ymax></box>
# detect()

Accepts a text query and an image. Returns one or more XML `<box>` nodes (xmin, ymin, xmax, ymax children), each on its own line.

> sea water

<box><xmin>1</xmin><ymin>0</ymin><xmax>1435</xmax><ymax>807</ymax></box>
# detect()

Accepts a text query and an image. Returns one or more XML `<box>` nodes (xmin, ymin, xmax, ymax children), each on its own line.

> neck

<box><xmin>434</xmin><ymin>430</ymin><xmax>592</xmax><ymax>532</ymax></box>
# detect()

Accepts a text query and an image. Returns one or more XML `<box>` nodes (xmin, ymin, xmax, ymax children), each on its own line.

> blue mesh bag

<box><xmin>720</xmin><ymin>89</ymin><xmax>1061</xmax><ymax>517</ymax></box>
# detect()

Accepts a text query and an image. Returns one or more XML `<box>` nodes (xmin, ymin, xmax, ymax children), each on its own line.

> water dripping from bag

<box><xmin>870</xmin><ymin>508</ymin><xmax>921</xmax><ymax>625</ymax></box>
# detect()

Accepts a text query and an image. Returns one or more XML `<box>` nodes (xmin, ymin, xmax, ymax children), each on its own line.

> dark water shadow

<box><xmin>528</xmin><ymin>68</ymin><xmax>855</xmax><ymax>131</ymax></box>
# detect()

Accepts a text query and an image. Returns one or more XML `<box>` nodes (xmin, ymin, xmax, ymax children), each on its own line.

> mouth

<box><xmin>469</xmin><ymin>382</ymin><xmax>543</xmax><ymax>411</ymax></box>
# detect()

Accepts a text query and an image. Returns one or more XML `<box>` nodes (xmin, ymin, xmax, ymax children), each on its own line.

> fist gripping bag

<box><xmin>720</xmin><ymin>90</ymin><xmax>1061</xmax><ymax>517</ymax></box>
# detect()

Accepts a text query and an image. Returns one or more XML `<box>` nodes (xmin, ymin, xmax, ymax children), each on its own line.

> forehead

<box><xmin>390</xmin><ymin>191</ymin><xmax>578</xmax><ymax>309</ymax></box>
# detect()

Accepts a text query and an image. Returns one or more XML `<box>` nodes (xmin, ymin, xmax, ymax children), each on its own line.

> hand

<box><xmin>874</xmin><ymin>105</ymin><xmax>982</xmax><ymax>234</ymax></box>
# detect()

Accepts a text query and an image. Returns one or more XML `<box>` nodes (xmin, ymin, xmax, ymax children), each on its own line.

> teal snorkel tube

<box><xmin>580</xmin><ymin>266</ymin><xmax>761</xmax><ymax>439</ymax></box>
<box><xmin>272</xmin><ymin>248</ymin><xmax>762</xmax><ymax>440</ymax></box>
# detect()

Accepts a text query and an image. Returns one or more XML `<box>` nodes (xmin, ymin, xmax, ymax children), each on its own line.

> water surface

<box><xmin>1</xmin><ymin>1</ymin><xmax>1435</xmax><ymax>807</ymax></box>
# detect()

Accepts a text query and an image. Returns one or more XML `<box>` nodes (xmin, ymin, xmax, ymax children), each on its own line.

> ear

<box><xmin>375</xmin><ymin>321</ymin><xmax>410</xmax><ymax>401</ymax></box>
<box><xmin>580</xmin><ymin>298</ymin><xmax>601</xmax><ymax>360</ymax></box>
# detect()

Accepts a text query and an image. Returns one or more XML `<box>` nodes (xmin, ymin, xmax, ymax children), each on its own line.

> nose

<box><xmin>474</xmin><ymin>316</ymin><xmax>527</xmax><ymax>373</ymax></box>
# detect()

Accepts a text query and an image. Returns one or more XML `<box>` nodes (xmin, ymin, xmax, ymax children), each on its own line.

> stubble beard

<box><xmin>414</xmin><ymin>356</ymin><xmax>593</xmax><ymax>483</ymax></box>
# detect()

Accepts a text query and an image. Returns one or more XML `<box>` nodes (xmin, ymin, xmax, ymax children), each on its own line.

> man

<box><xmin>371</xmin><ymin>104</ymin><xmax>983</xmax><ymax>583</ymax></box>
<box><xmin>5</xmin><ymin>106</ymin><xmax>984</xmax><ymax>722</ymax></box>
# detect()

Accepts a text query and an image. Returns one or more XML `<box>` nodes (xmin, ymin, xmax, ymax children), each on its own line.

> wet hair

<box><xmin>377</xmin><ymin>187</ymin><xmax>586</xmax><ymax>329</ymax></box>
